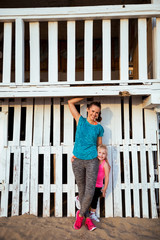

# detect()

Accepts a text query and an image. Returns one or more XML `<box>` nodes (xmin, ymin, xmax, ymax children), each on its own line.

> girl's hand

<box><xmin>102</xmin><ymin>188</ymin><xmax>106</xmax><ymax>197</ymax></box>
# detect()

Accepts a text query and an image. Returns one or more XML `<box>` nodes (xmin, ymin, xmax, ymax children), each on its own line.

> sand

<box><xmin>0</xmin><ymin>214</ymin><xmax>160</xmax><ymax>240</ymax></box>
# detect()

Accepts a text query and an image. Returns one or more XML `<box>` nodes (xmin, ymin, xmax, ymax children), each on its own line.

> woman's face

<box><xmin>87</xmin><ymin>105</ymin><xmax>101</xmax><ymax>122</ymax></box>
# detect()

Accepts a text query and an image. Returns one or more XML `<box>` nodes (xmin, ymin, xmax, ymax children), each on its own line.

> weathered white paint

<box><xmin>43</xmin><ymin>98</ymin><xmax>51</xmax><ymax>146</ymax></box>
<box><xmin>13</xmin><ymin>99</ymin><xmax>21</xmax><ymax>146</ymax></box>
<box><xmin>33</xmin><ymin>98</ymin><xmax>44</xmax><ymax>146</ymax></box>
<box><xmin>123</xmin><ymin>97</ymin><xmax>130</xmax><ymax>143</ymax></box>
<box><xmin>67</xmin><ymin>21</ymin><xmax>75</xmax><ymax>83</ymax></box>
<box><xmin>25</xmin><ymin>98</ymin><xmax>33</xmax><ymax>146</ymax></box>
<box><xmin>53</xmin><ymin>98</ymin><xmax>60</xmax><ymax>146</ymax></box>
<box><xmin>132</xmin><ymin>96</ymin><xmax>143</xmax><ymax>143</ymax></box>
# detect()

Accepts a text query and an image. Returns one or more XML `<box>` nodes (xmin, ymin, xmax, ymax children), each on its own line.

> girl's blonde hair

<box><xmin>98</xmin><ymin>144</ymin><xmax>108</xmax><ymax>162</ymax></box>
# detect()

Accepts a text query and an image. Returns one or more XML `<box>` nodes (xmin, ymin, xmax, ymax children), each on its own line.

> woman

<box><xmin>68</xmin><ymin>97</ymin><xmax>104</xmax><ymax>231</ymax></box>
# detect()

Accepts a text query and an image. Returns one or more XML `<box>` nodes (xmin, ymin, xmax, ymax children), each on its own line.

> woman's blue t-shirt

<box><xmin>73</xmin><ymin>116</ymin><xmax>104</xmax><ymax>160</ymax></box>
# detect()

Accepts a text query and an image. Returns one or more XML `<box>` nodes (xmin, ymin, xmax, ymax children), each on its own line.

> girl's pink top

<box><xmin>96</xmin><ymin>160</ymin><xmax>105</xmax><ymax>188</ymax></box>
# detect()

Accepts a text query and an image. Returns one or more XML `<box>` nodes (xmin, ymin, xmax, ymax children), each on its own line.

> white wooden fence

<box><xmin>0</xmin><ymin>96</ymin><xmax>159</xmax><ymax>218</ymax></box>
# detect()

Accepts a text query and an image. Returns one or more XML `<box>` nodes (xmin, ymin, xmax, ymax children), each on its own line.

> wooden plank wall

<box><xmin>0</xmin><ymin>96</ymin><xmax>159</xmax><ymax>218</ymax></box>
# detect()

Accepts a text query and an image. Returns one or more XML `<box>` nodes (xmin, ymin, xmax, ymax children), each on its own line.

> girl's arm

<box><xmin>102</xmin><ymin>162</ymin><xmax>110</xmax><ymax>197</ymax></box>
<box><xmin>68</xmin><ymin>98</ymin><xmax>84</xmax><ymax>124</ymax></box>
<box><xmin>97</xmin><ymin>136</ymin><xmax>102</xmax><ymax>146</ymax></box>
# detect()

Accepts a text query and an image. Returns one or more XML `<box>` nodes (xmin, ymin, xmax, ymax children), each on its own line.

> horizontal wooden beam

<box><xmin>0</xmin><ymin>4</ymin><xmax>160</xmax><ymax>21</ymax></box>
<box><xmin>143</xmin><ymin>93</ymin><xmax>160</xmax><ymax>108</ymax></box>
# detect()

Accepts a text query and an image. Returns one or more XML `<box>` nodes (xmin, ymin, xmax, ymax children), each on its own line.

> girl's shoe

<box><xmin>73</xmin><ymin>210</ymin><xmax>83</xmax><ymax>230</ymax></box>
<box><xmin>75</xmin><ymin>196</ymin><xmax>81</xmax><ymax>210</ymax></box>
<box><xmin>89</xmin><ymin>212</ymin><xmax>100</xmax><ymax>222</ymax></box>
<box><xmin>85</xmin><ymin>218</ymin><xmax>96</xmax><ymax>231</ymax></box>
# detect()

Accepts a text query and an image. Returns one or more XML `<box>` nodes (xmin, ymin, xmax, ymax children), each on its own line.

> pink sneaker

<box><xmin>85</xmin><ymin>218</ymin><xmax>97</xmax><ymax>231</ymax></box>
<box><xmin>73</xmin><ymin>210</ymin><xmax>83</xmax><ymax>230</ymax></box>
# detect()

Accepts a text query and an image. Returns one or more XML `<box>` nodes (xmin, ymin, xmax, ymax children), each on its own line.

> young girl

<box><xmin>75</xmin><ymin>144</ymin><xmax>110</xmax><ymax>222</ymax></box>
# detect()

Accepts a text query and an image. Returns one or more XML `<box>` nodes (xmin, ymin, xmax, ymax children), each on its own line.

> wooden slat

<box><xmin>43</xmin><ymin>98</ymin><xmax>51</xmax><ymax>146</ymax></box>
<box><xmin>33</xmin><ymin>98</ymin><xmax>44</xmax><ymax>146</ymax></box>
<box><xmin>63</xmin><ymin>102</ymin><xmax>74</xmax><ymax>145</ymax></box>
<box><xmin>25</xmin><ymin>98</ymin><xmax>33</xmax><ymax>146</ymax></box>
<box><xmin>12</xmin><ymin>99</ymin><xmax>21</xmax><ymax>146</ymax></box>
<box><xmin>22</xmin><ymin>147</ymin><xmax>30</xmax><ymax>215</ymax></box>
<box><xmin>48</xmin><ymin>22</ymin><xmax>58</xmax><ymax>83</ymax></box>
<box><xmin>30</xmin><ymin>147</ymin><xmax>38</xmax><ymax>216</ymax></box>
<box><xmin>43</xmin><ymin>146</ymin><xmax>50</xmax><ymax>217</ymax></box>
<box><xmin>113</xmin><ymin>145</ymin><xmax>122</xmax><ymax>217</ymax></box>
<box><xmin>55</xmin><ymin>146</ymin><xmax>63</xmax><ymax>217</ymax></box>
<box><xmin>124</xmin><ymin>97</ymin><xmax>130</xmax><ymax>143</ymax></box>
<box><xmin>30</xmin><ymin>22</ymin><xmax>40</xmax><ymax>84</ymax></box>
<box><xmin>102</xmin><ymin>20</ymin><xmax>111</xmax><ymax>81</ymax></box>
<box><xmin>131</xmin><ymin>144</ymin><xmax>140</xmax><ymax>217</ymax></box>
<box><xmin>120</xmin><ymin>19</ymin><xmax>129</xmax><ymax>81</ymax></box>
<box><xmin>144</xmin><ymin>109</ymin><xmax>157</xmax><ymax>144</ymax></box>
<box><xmin>0</xmin><ymin>111</ymin><xmax>7</xmax><ymax>183</ymax></box>
<box><xmin>132</xmin><ymin>96</ymin><xmax>143</xmax><ymax>144</ymax></box>
<box><xmin>15</xmin><ymin>19</ymin><xmax>24</xmax><ymax>84</ymax></box>
<box><xmin>138</xmin><ymin>18</ymin><xmax>147</xmax><ymax>80</ymax></box>
<box><xmin>12</xmin><ymin>147</ymin><xmax>21</xmax><ymax>216</ymax></box>
<box><xmin>140</xmin><ymin>144</ymin><xmax>149</xmax><ymax>218</ymax></box>
<box><xmin>67</xmin><ymin>21</ymin><xmax>75</xmax><ymax>83</ymax></box>
<box><xmin>2</xmin><ymin>23</ymin><xmax>12</xmax><ymax>84</ymax></box>
<box><xmin>84</xmin><ymin>20</ymin><xmax>93</xmax><ymax>82</ymax></box>
<box><xmin>156</xmin><ymin>18</ymin><xmax>160</xmax><ymax>79</ymax></box>
<box><xmin>53</xmin><ymin>98</ymin><xmax>60</xmax><ymax>146</ymax></box>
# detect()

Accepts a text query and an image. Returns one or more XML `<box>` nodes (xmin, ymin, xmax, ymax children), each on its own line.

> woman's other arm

<box><xmin>68</xmin><ymin>98</ymin><xmax>84</xmax><ymax>124</ymax></box>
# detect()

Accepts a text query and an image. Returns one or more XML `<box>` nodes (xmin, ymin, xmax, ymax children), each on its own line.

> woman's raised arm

<box><xmin>68</xmin><ymin>98</ymin><xmax>84</xmax><ymax>124</ymax></box>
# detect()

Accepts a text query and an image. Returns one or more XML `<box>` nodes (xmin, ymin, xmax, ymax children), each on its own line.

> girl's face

<box><xmin>87</xmin><ymin>105</ymin><xmax>101</xmax><ymax>122</ymax></box>
<box><xmin>98</xmin><ymin>148</ymin><xmax>107</xmax><ymax>161</ymax></box>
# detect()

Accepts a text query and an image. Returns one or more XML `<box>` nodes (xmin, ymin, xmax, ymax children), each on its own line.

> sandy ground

<box><xmin>0</xmin><ymin>214</ymin><xmax>160</xmax><ymax>240</ymax></box>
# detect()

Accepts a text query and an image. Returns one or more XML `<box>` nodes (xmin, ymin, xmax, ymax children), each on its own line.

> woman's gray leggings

<box><xmin>72</xmin><ymin>157</ymin><xmax>99</xmax><ymax>217</ymax></box>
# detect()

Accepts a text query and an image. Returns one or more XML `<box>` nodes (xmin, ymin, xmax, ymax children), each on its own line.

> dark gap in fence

<box><xmin>139</xmin><ymin>189</ymin><xmax>142</xmax><ymax>218</ymax></box>
<box><xmin>153</xmin><ymin>151</ymin><xmax>158</xmax><ymax>182</ymax></box>
<box><xmin>20</xmin><ymin>107</ymin><xmax>26</xmax><ymax>141</ymax></box>
<box><xmin>129</xmin><ymin>151</ymin><xmax>133</xmax><ymax>183</ymax></box>
<box><xmin>74</xmin><ymin>104</ymin><xmax>80</xmax><ymax>142</ymax></box>
<box><xmin>137</xmin><ymin>151</ymin><xmax>141</xmax><ymax>183</ymax></box>
<box><xmin>146</xmin><ymin>151</ymin><xmax>150</xmax><ymax>183</ymax></box>
<box><xmin>24</xmin><ymin>22</ymin><xmax>30</xmax><ymax>82</ymax></box>
<box><xmin>0</xmin><ymin>106</ymin><xmax>2</xmax><ymax>111</ymax></box>
<box><xmin>50</xmin><ymin>98</ymin><xmax>53</xmax><ymax>145</ymax></box>
<box><xmin>8</xmin><ymin>107</ymin><xmax>14</xmax><ymax>141</ymax></box>
<box><xmin>155</xmin><ymin>189</ymin><xmax>159</xmax><ymax>217</ymax></box>
<box><xmin>38</xmin><ymin>193</ymin><xmax>43</xmax><ymax>217</ymax></box>
<box><xmin>11</xmin><ymin>22</ymin><xmax>15</xmax><ymax>83</ymax></box>
<box><xmin>143</xmin><ymin>109</ymin><xmax>145</xmax><ymax>139</ymax></box>
<box><xmin>129</xmin><ymin>19</ymin><xmax>138</xmax><ymax>80</ymax></box>
<box><xmin>8</xmin><ymin>191</ymin><xmax>12</xmax><ymax>217</ymax></box>
<box><xmin>93</xmin><ymin>20</ymin><xmax>102</xmax><ymax>81</ymax></box>
<box><xmin>0</xmin><ymin>191</ymin><xmax>1</xmax><ymax>211</ymax></box>
<box><xmin>111</xmin><ymin>19</ymin><xmax>120</xmax><ymax>80</ymax></box>
<box><xmin>147</xmin><ymin>18</ymin><xmax>153</xmax><ymax>79</ymax></box>
<box><xmin>38</xmin><ymin>154</ymin><xmax>44</xmax><ymax>184</ymax></box>
<box><xmin>100</xmin><ymin>197</ymin><xmax>105</xmax><ymax>217</ymax></box>
<box><xmin>20</xmin><ymin>153</ymin><xmax>23</xmax><ymax>184</ymax></box>
<box><xmin>131</xmin><ymin>189</ymin><xmax>134</xmax><ymax>217</ymax></box>
<box><xmin>63</xmin><ymin>193</ymin><xmax>67</xmax><ymax>217</ymax></box>
<box><xmin>40</xmin><ymin>22</ymin><xmax>48</xmax><ymax>82</ymax></box>
<box><xmin>76</xmin><ymin>21</ymin><xmax>84</xmax><ymax>81</ymax></box>
<box><xmin>129</xmin><ymin>97</ymin><xmax>132</xmax><ymax>139</ymax></box>
<box><xmin>19</xmin><ymin>191</ymin><xmax>22</xmax><ymax>215</ymax></box>
<box><xmin>121</xmin><ymin>98</ymin><xmax>124</xmax><ymax>139</ymax></box>
<box><xmin>122</xmin><ymin>190</ymin><xmax>125</xmax><ymax>217</ymax></box>
<box><xmin>0</xmin><ymin>22</ymin><xmax>3</xmax><ymax>83</ymax></box>
<box><xmin>50</xmin><ymin>193</ymin><xmax>55</xmax><ymax>217</ymax></box>
<box><xmin>62</xmin><ymin>154</ymin><xmax>67</xmax><ymax>184</ymax></box>
<box><xmin>9</xmin><ymin>153</ymin><xmax>14</xmax><ymax>184</ymax></box>
<box><xmin>60</xmin><ymin>101</ymin><xmax>64</xmax><ymax>143</ymax></box>
<box><xmin>58</xmin><ymin>21</ymin><xmax>67</xmax><ymax>82</ymax></box>
<box><xmin>120</xmin><ymin>152</ymin><xmax>124</xmax><ymax>183</ymax></box>
<box><xmin>50</xmin><ymin>154</ymin><xmax>55</xmax><ymax>184</ymax></box>
<box><xmin>148</xmin><ymin>189</ymin><xmax>151</xmax><ymax>218</ymax></box>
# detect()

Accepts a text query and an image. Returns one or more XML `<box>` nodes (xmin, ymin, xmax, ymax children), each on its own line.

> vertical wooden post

<box><xmin>103</xmin><ymin>20</ymin><xmax>111</xmax><ymax>81</ymax></box>
<box><xmin>67</xmin><ymin>21</ymin><xmax>75</xmax><ymax>83</ymax></box>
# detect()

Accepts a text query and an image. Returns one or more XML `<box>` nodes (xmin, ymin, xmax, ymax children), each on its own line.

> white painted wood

<box><xmin>30</xmin><ymin>22</ymin><xmax>40</xmax><ymax>84</ymax></box>
<box><xmin>67</xmin><ymin>21</ymin><xmax>75</xmax><ymax>83</ymax></box>
<box><xmin>55</xmin><ymin>146</ymin><xmax>63</xmax><ymax>217</ymax></box>
<box><xmin>12</xmin><ymin>147</ymin><xmax>21</xmax><ymax>216</ymax></box>
<box><xmin>30</xmin><ymin>147</ymin><xmax>38</xmax><ymax>216</ymax></box>
<box><xmin>140</xmin><ymin>144</ymin><xmax>149</xmax><ymax>218</ymax></box>
<box><xmin>111</xmin><ymin>98</ymin><xmax>122</xmax><ymax>145</ymax></box>
<box><xmin>138</xmin><ymin>19</ymin><xmax>148</xmax><ymax>80</ymax></box>
<box><xmin>123</xmin><ymin>145</ymin><xmax>132</xmax><ymax>217</ymax></box>
<box><xmin>48</xmin><ymin>22</ymin><xmax>58</xmax><ymax>83</ymax></box>
<box><xmin>124</xmin><ymin>97</ymin><xmax>130</xmax><ymax>143</ymax></box>
<box><xmin>2</xmin><ymin>23</ymin><xmax>12</xmax><ymax>84</ymax></box>
<box><xmin>1</xmin><ymin>100</ymin><xmax>8</xmax><ymax>147</ymax></box>
<box><xmin>33</xmin><ymin>98</ymin><xmax>44</xmax><ymax>146</ymax></box>
<box><xmin>112</xmin><ymin>145</ymin><xmax>122</xmax><ymax>217</ymax></box>
<box><xmin>156</xmin><ymin>18</ymin><xmax>160</xmax><ymax>79</ymax></box>
<box><xmin>144</xmin><ymin>109</ymin><xmax>157</xmax><ymax>144</ymax></box>
<box><xmin>25</xmin><ymin>98</ymin><xmax>33</xmax><ymax>146</ymax></box>
<box><xmin>80</xmin><ymin>100</ymin><xmax>87</xmax><ymax>118</ymax></box>
<box><xmin>13</xmin><ymin>99</ymin><xmax>21</xmax><ymax>146</ymax></box>
<box><xmin>43</xmin><ymin>147</ymin><xmax>50</xmax><ymax>217</ymax></box>
<box><xmin>43</xmin><ymin>98</ymin><xmax>51</xmax><ymax>146</ymax></box>
<box><xmin>84</xmin><ymin>20</ymin><xmax>93</xmax><ymax>82</ymax></box>
<box><xmin>105</xmin><ymin>145</ymin><xmax>113</xmax><ymax>217</ymax></box>
<box><xmin>53</xmin><ymin>98</ymin><xmax>60</xmax><ymax>146</ymax></box>
<box><xmin>148</xmin><ymin>144</ymin><xmax>158</xmax><ymax>218</ymax></box>
<box><xmin>22</xmin><ymin>147</ymin><xmax>30</xmax><ymax>215</ymax></box>
<box><xmin>15</xmin><ymin>19</ymin><xmax>24</xmax><ymax>84</ymax></box>
<box><xmin>102</xmin><ymin>20</ymin><xmax>111</xmax><ymax>81</ymax></box>
<box><xmin>0</xmin><ymin>111</ymin><xmax>7</xmax><ymax>183</ymax></box>
<box><xmin>63</xmin><ymin>103</ymin><xmax>74</xmax><ymax>145</ymax></box>
<box><xmin>120</xmin><ymin>19</ymin><xmax>129</xmax><ymax>81</ymax></box>
<box><xmin>132</xmin><ymin>96</ymin><xmax>143</xmax><ymax>144</ymax></box>
<box><xmin>131</xmin><ymin>144</ymin><xmax>140</xmax><ymax>217</ymax></box>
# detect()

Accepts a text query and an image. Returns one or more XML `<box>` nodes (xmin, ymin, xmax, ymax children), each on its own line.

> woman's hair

<box><xmin>98</xmin><ymin>144</ymin><xmax>108</xmax><ymax>161</ymax></box>
<box><xmin>87</xmin><ymin>101</ymin><xmax>102</xmax><ymax>122</ymax></box>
